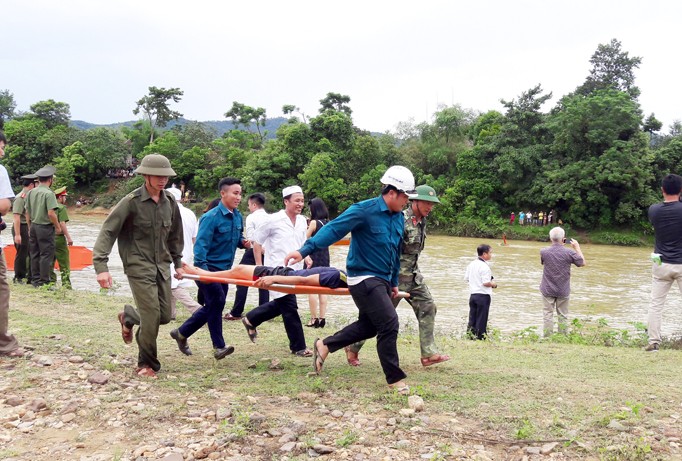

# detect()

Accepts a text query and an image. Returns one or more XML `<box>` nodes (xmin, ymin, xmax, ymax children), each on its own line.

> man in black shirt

<box><xmin>646</xmin><ymin>174</ymin><xmax>682</xmax><ymax>352</ymax></box>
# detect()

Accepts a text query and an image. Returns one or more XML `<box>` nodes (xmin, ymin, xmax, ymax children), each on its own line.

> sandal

<box><xmin>305</xmin><ymin>318</ymin><xmax>319</xmax><ymax>327</ymax></box>
<box><xmin>420</xmin><ymin>354</ymin><xmax>450</xmax><ymax>367</ymax></box>
<box><xmin>2</xmin><ymin>347</ymin><xmax>25</xmax><ymax>358</ymax></box>
<box><xmin>242</xmin><ymin>317</ymin><xmax>257</xmax><ymax>343</ymax></box>
<box><xmin>118</xmin><ymin>312</ymin><xmax>133</xmax><ymax>344</ymax></box>
<box><xmin>135</xmin><ymin>366</ymin><xmax>158</xmax><ymax>379</ymax></box>
<box><xmin>312</xmin><ymin>338</ymin><xmax>325</xmax><ymax>373</ymax></box>
<box><xmin>293</xmin><ymin>348</ymin><xmax>312</xmax><ymax>357</ymax></box>
<box><xmin>344</xmin><ymin>346</ymin><xmax>361</xmax><ymax>367</ymax></box>
<box><xmin>389</xmin><ymin>381</ymin><xmax>410</xmax><ymax>395</ymax></box>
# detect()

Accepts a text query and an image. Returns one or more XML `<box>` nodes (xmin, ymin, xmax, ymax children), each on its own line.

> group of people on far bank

<box><xmin>1</xmin><ymin>143</ymin><xmax>679</xmax><ymax>394</ymax></box>
<box><xmin>510</xmin><ymin>210</ymin><xmax>555</xmax><ymax>226</ymax></box>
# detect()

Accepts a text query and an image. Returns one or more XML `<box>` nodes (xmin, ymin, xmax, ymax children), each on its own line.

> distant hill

<box><xmin>70</xmin><ymin>117</ymin><xmax>290</xmax><ymax>139</ymax></box>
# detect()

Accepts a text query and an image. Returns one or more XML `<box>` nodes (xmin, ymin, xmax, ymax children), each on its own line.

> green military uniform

<box><xmin>93</xmin><ymin>170</ymin><xmax>183</xmax><ymax>372</ymax></box>
<box><xmin>25</xmin><ymin>176</ymin><xmax>60</xmax><ymax>287</ymax></box>
<box><xmin>53</xmin><ymin>202</ymin><xmax>71</xmax><ymax>289</ymax></box>
<box><xmin>391</xmin><ymin>205</ymin><xmax>439</xmax><ymax>357</ymax></box>
<box><xmin>349</xmin><ymin>186</ymin><xmax>442</xmax><ymax>359</ymax></box>
<box><xmin>11</xmin><ymin>177</ymin><xmax>35</xmax><ymax>283</ymax></box>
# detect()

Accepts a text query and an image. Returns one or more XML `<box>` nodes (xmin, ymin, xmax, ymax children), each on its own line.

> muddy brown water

<box><xmin>5</xmin><ymin>216</ymin><xmax>680</xmax><ymax>337</ymax></box>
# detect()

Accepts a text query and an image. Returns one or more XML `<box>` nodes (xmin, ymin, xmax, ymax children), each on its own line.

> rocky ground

<box><xmin>0</xmin><ymin>343</ymin><xmax>591</xmax><ymax>461</ymax></box>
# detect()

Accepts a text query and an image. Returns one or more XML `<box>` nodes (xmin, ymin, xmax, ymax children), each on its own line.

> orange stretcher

<box><xmin>2</xmin><ymin>245</ymin><xmax>94</xmax><ymax>271</ymax></box>
<box><xmin>182</xmin><ymin>273</ymin><xmax>409</xmax><ymax>298</ymax></box>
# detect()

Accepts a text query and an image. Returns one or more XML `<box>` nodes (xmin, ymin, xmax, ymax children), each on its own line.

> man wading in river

<box><xmin>93</xmin><ymin>154</ymin><xmax>184</xmax><ymax>379</ymax></box>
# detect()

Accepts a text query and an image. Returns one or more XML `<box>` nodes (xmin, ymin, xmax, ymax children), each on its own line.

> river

<box><xmin>5</xmin><ymin>215</ymin><xmax>681</xmax><ymax>337</ymax></box>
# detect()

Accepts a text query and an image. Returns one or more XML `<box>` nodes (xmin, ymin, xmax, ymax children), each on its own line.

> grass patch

<box><xmin>4</xmin><ymin>284</ymin><xmax>682</xmax><ymax>459</ymax></box>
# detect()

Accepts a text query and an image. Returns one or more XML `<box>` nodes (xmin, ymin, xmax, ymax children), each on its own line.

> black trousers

<box><xmin>229</xmin><ymin>248</ymin><xmax>269</xmax><ymax>316</ymax></box>
<box><xmin>323</xmin><ymin>277</ymin><xmax>406</xmax><ymax>385</ymax></box>
<box><xmin>12</xmin><ymin>223</ymin><xmax>31</xmax><ymax>282</ymax></box>
<box><xmin>246</xmin><ymin>294</ymin><xmax>306</xmax><ymax>353</ymax></box>
<box><xmin>29</xmin><ymin>224</ymin><xmax>55</xmax><ymax>287</ymax></box>
<box><xmin>468</xmin><ymin>293</ymin><xmax>491</xmax><ymax>340</ymax></box>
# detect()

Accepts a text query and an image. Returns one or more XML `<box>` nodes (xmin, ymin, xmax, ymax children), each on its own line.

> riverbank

<box><xmin>434</xmin><ymin>217</ymin><xmax>654</xmax><ymax>247</ymax></box>
<box><xmin>1</xmin><ymin>285</ymin><xmax>680</xmax><ymax>460</ymax></box>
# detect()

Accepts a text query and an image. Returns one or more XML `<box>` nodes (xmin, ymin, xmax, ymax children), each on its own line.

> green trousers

<box><xmin>349</xmin><ymin>276</ymin><xmax>439</xmax><ymax>358</ymax></box>
<box><xmin>52</xmin><ymin>235</ymin><xmax>71</xmax><ymax>289</ymax></box>
<box><xmin>122</xmin><ymin>272</ymin><xmax>173</xmax><ymax>372</ymax></box>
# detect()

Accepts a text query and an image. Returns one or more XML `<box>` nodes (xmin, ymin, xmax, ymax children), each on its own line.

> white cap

<box><xmin>282</xmin><ymin>185</ymin><xmax>303</xmax><ymax>197</ymax></box>
<box><xmin>167</xmin><ymin>187</ymin><xmax>182</xmax><ymax>201</ymax></box>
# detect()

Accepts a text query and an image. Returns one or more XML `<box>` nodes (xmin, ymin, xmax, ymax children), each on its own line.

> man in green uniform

<box><xmin>12</xmin><ymin>173</ymin><xmax>38</xmax><ymax>283</ymax></box>
<box><xmin>346</xmin><ymin>185</ymin><xmax>450</xmax><ymax>367</ymax></box>
<box><xmin>25</xmin><ymin>166</ymin><xmax>60</xmax><ymax>288</ymax></box>
<box><xmin>93</xmin><ymin>154</ymin><xmax>184</xmax><ymax>379</ymax></box>
<box><xmin>52</xmin><ymin>187</ymin><xmax>73</xmax><ymax>289</ymax></box>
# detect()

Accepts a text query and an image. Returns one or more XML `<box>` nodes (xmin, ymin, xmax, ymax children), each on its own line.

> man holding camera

<box><xmin>540</xmin><ymin>227</ymin><xmax>586</xmax><ymax>336</ymax></box>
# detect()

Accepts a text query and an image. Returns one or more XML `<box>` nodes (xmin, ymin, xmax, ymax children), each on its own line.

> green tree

<box><xmin>121</xmin><ymin>120</ymin><xmax>156</xmax><ymax>156</ymax></box>
<box><xmin>53</xmin><ymin>141</ymin><xmax>88</xmax><ymax>191</ymax></box>
<box><xmin>298</xmin><ymin>152</ymin><xmax>347</xmax><ymax>214</ymax></box>
<box><xmin>643</xmin><ymin>113</ymin><xmax>663</xmax><ymax>134</ymax></box>
<box><xmin>29</xmin><ymin>99</ymin><xmax>71</xmax><ymax>129</ymax></box>
<box><xmin>319</xmin><ymin>92</ymin><xmax>352</xmax><ymax>116</ymax></box>
<box><xmin>309</xmin><ymin>110</ymin><xmax>355</xmax><ymax>152</ymax></box>
<box><xmin>0</xmin><ymin>89</ymin><xmax>17</xmax><ymax>129</ymax></box>
<box><xmin>282</xmin><ymin>104</ymin><xmax>308</xmax><ymax>123</ymax></box>
<box><xmin>225</xmin><ymin>102</ymin><xmax>267</xmax><ymax>143</ymax></box>
<box><xmin>576</xmin><ymin>38</ymin><xmax>642</xmax><ymax>99</ymax></box>
<box><xmin>133</xmin><ymin>86</ymin><xmax>184</xmax><ymax>143</ymax></box>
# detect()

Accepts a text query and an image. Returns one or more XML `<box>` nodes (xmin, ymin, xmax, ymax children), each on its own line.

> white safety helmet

<box><xmin>380</xmin><ymin>165</ymin><xmax>417</xmax><ymax>197</ymax></box>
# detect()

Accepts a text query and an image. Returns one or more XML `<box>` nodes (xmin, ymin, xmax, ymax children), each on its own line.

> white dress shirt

<box><xmin>254</xmin><ymin>209</ymin><xmax>307</xmax><ymax>299</ymax></box>
<box><xmin>464</xmin><ymin>258</ymin><xmax>493</xmax><ymax>295</ymax></box>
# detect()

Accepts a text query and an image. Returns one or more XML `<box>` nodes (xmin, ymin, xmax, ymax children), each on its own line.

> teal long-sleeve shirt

<box><xmin>298</xmin><ymin>195</ymin><xmax>403</xmax><ymax>287</ymax></box>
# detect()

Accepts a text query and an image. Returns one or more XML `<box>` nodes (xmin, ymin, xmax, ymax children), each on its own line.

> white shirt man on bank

<box><xmin>464</xmin><ymin>244</ymin><xmax>497</xmax><ymax>340</ymax></box>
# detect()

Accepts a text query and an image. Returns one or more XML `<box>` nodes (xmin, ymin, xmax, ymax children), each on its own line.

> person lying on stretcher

<box><xmin>181</xmin><ymin>263</ymin><xmax>348</xmax><ymax>289</ymax></box>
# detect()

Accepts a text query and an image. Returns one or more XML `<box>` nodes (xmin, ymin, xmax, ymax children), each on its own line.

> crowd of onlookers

<box><xmin>106</xmin><ymin>168</ymin><xmax>135</xmax><ymax>179</ymax></box>
<box><xmin>509</xmin><ymin>210</ymin><xmax>557</xmax><ymax>226</ymax></box>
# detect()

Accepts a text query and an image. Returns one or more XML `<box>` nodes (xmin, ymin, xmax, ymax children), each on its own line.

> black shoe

<box><xmin>317</xmin><ymin>318</ymin><xmax>326</xmax><ymax>328</ymax></box>
<box><xmin>214</xmin><ymin>346</ymin><xmax>235</xmax><ymax>360</ymax></box>
<box><xmin>170</xmin><ymin>329</ymin><xmax>192</xmax><ymax>356</ymax></box>
<box><xmin>305</xmin><ymin>318</ymin><xmax>319</xmax><ymax>328</ymax></box>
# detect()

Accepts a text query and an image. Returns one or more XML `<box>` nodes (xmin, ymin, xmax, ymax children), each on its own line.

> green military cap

<box><xmin>54</xmin><ymin>186</ymin><xmax>68</xmax><ymax>196</ymax></box>
<box><xmin>411</xmin><ymin>185</ymin><xmax>440</xmax><ymax>203</ymax></box>
<box><xmin>34</xmin><ymin>165</ymin><xmax>56</xmax><ymax>177</ymax></box>
<box><xmin>135</xmin><ymin>154</ymin><xmax>176</xmax><ymax>176</ymax></box>
<box><xmin>20</xmin><ymin>173</ymin><xmax>38</xmax><ymax>181</ymax></box>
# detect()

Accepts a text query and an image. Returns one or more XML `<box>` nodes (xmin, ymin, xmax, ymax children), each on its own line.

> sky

<box><xmin>3</xmin><ymin>0</ymin><xmax>681</xmax><ymax>134</ymax></box>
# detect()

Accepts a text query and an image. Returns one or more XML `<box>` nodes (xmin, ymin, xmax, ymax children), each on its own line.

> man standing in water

<box><xmin>645</xmin><ymin>174</ymin><xmax>682</xmax><ymax>352</ymax></box>
<box><xmin>285</xmin><ymin>166</ymin><xmax>417</xmax><ymax>395</ymax></box>
<box><xmin>345</xmin><ymin>185</ymin><xmax>450</xmax><ymax>367</ymax></box>
<box><xmin>93</xmin><ymin>154</ymin><xmax>184</xmax><ymax>378</ymax></box>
